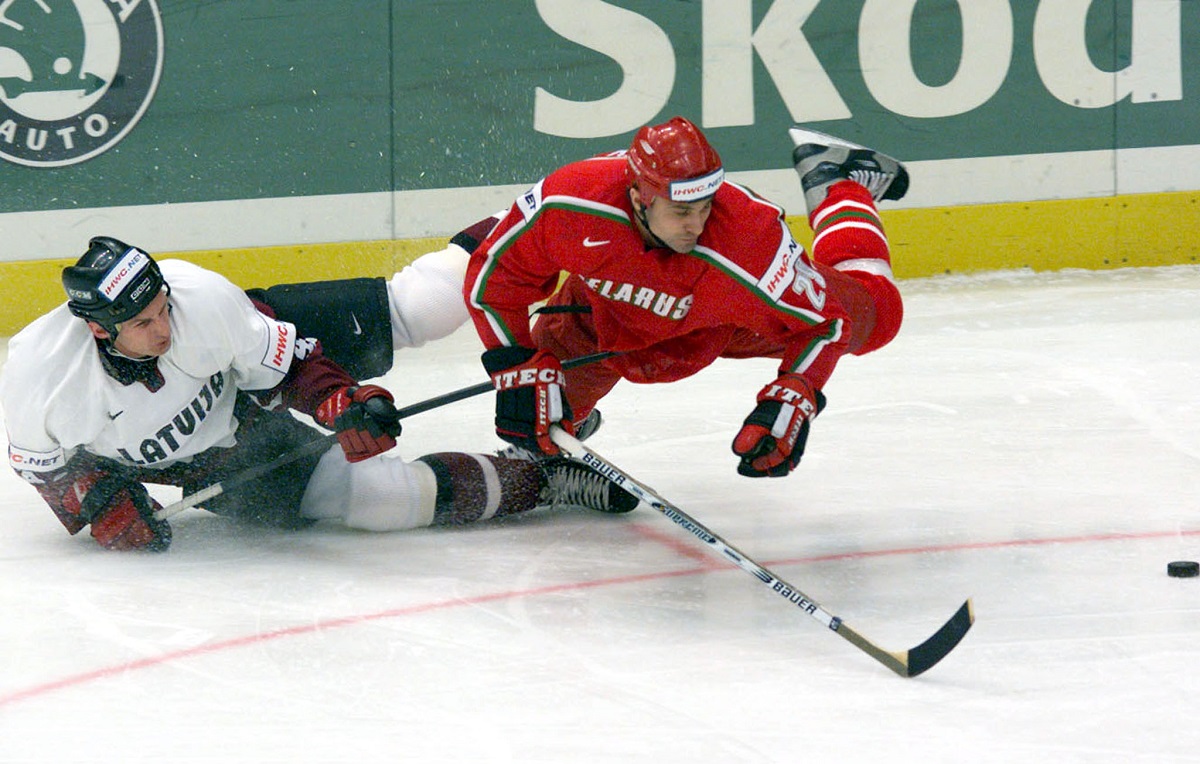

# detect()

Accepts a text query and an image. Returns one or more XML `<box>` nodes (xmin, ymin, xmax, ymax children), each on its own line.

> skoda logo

<box><xmin>0</xmin><ymin>0</ymin><xmax>163</xmax><ymax>167</ymax></box>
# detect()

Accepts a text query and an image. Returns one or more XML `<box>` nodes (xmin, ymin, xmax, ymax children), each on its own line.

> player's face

<box><xmin>642</xmin><ymin>195</ymin><xmax>713</xmax><ymax>253</ymax></box>
<box><xmin>111</xmin><ymin>290</ymin><xmax>172</xmax><ymax>358</ymax></box>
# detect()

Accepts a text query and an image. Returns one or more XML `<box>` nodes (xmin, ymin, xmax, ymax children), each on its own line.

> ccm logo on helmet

<box><xmin>669</xmin><ymin>168</ymin><xmax>724</xmax><ymax>202</ymax></box>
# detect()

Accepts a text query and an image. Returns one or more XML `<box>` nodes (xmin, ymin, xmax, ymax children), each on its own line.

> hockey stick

<box><xmin>549</xmin><ymin>427</ymin><xmax>974</xmax><ymax>678</ymax></box>
<box><xmin>153</xmin><ymin>350</ymin><xmax>619</xmax><ymax>521</ymax></box>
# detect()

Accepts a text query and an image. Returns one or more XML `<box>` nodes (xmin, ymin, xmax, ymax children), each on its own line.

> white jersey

<box><xmin>1</xmin><ymin>260</ymin><xmax>301</xmax><ymax>482</ymax></box>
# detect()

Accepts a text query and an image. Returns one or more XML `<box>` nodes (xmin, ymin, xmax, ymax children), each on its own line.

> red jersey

<box><xmin>464</xmin><ymin>153</ymin><xmax>854</xmax><ymax>388</ymax></box>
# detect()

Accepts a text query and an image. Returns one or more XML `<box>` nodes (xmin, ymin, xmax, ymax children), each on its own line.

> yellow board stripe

<box><xmin>0</xmin><ymin>237</ymin><xmax>445</xmax><ymax>336</ymax></box>
<box><xmin>790</xmin><ymin>189</ymin><xmax>1200</xmax><ymax>278</ymax></box>
<box><xmin>3</xmin><ymin>191</ymin><xmax>1197</xmax><ymax>336</ymax></box>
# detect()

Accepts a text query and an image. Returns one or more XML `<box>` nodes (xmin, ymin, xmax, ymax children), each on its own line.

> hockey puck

<box><xmin>1167</xmin><ymin>561</ymin><xmax>1199</xmax><ymax>578</ymax></box>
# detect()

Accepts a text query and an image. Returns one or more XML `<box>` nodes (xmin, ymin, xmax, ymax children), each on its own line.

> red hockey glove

<box><xmin>61</xmin><ymin>471</ymin><xmax>172</xmax><ymax>551</ymax></box>
<box><xmin>482</xmin><ymin>346</ymin><xmax>573</xmax><ymax>456</ymax></box>
<box><xmin>315</xmin><ymin>385</ymin><xmax>402</xmax><ymax>463</ymax></box>
<box><xmin>731</xmin><ymin>373</ymin><xmax>826</xmax><ymax>478</ymax></box>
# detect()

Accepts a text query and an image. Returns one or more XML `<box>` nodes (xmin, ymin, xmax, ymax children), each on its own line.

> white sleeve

<box><xmin>0</xmin><ymin>310</ymin><xmax>90</xmax><ymax>479</ymax></box>
<box><xmin>164</xmin><ymin>261</ymin><xmax>297</xmax><ymax>391</ymax></box>
<box><xmin>386</xmin><ymin>243</ymin><xmax>471</xmax><ymax>349</ymax></box>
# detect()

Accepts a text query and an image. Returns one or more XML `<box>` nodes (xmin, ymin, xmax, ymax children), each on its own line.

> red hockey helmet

<box><xmin>627</xmin><ymin>116</ymin><xmax>724</xmax><ymax>204</ymax></box>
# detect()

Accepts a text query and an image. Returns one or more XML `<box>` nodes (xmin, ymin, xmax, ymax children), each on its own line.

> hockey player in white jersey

<box><xmin>0</xmin><ymin>237</ymin><xmax>636</xmax><ymax>552</ymax></box>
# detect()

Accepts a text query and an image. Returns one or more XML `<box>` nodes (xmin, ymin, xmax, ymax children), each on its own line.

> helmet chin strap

<box><xmin>101</xmin><ymin>336</ymin><xmax>154</xmax><ymax>362</ymax></box>
<box><xmin>630</xmin><ymin>191</ymin><xmax>672</xmax><ymax>250</ymax></box>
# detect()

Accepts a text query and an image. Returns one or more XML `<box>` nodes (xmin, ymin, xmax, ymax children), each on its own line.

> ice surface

<box><xmin>2</xmin><ymin>266</ymin><xmax>1199</xmax><ymax>763</ymax></box>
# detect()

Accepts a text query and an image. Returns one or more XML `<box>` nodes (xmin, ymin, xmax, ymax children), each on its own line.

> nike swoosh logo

<box><xmin>582</xmin><ymin>237</ymin><xmax>610</xmax><ymax>247</ymax></box>
<box><xmin>107</xmin><ymin>410</ymin><xmax>123</xmax><ymax>420</ymax></box>
<box><xmin>350</xmin><ymin>313</ymin><xmax>363</xmax><ymax>335</ymax></box>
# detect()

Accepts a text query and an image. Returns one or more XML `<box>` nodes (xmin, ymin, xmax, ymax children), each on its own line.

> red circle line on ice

<box><xmin>1</xmin><ymin>526</ymin><xmax>1197</xmax><ymax>708</ymax></box>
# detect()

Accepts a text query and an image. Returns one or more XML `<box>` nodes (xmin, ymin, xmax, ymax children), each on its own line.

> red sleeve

<box><xmin>27</xmin><ymin>455</ymin><xmax>102</xmax><ymax>535</ymax></box>
<box><xmin>770</xmin><ymin>245</ymin><xmax>849</xmax><ymax>388</ymax></box>
<box><xmin>463</xmin><ymin>205</ymin><xmax>564</xmax><ymax>349</ymax></box>
<box><xmin>702</xmin><ymin>195</ymin><xmax>851</xmax><ymax>389</ymax></box>
<box><xmin>464</xmin><ymin>160</ymin><xmax>624</xmax><ymax>350</ymax></box>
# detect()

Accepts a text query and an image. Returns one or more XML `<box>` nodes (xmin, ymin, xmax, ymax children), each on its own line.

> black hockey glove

<box><xmin>732</xmin><ymin>373</ymin><xmax>826</xmax><ymax>477</ymax></box>
<box><xmin>482</xmin><ymin>346</ymin><xmax>573</xmax><ymax>455</ymax></box>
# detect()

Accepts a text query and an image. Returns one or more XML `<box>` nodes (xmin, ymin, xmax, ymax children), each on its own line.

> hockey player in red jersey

<box><xmin>464</xmin><ymin>117</ymin><xmax>909</xmax><ymax>477</ymax></box>
<box><xmin>0</xmin><ymin>237</ymin><xmax>636</xmax><ymax>552</ymax></box>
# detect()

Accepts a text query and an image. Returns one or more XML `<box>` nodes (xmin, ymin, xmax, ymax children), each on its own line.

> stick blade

<box><xmin>902</xmin><ymin>598</ymin><xmax>975</xmax><ymax>677</ymax></box>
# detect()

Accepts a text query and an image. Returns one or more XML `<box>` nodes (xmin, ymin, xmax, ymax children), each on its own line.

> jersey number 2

<box><xmin>791</xmin><ymin>259</ymin><xmax>826</xmax><ymax>311</ymax></box>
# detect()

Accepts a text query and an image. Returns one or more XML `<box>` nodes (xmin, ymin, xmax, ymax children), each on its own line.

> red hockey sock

<box><xmin>809</xmin><ymin>181</ymin><xmax>890</xmax><ymax>267</ymax></box>
<box><xmin>810</xmin><ymin>181</ymin><xmax>901</xmax><ymax>354</ymax></box>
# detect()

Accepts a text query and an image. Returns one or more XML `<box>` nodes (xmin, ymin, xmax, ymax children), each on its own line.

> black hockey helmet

<box><xmin>63</xmin><ymin>236</ymin><xmax>168</xmax><ymax>336</ymax></box>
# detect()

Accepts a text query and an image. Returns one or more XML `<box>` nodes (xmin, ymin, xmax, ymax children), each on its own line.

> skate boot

<box><xmin>539</xmin><ymin>457</ymin><xmax>638</xmax><ymax>513</ymax></box>
<box><xmin>788</xmin><ymin>125</ymin><xmax>909</xmax><ymax>213</ymax></box>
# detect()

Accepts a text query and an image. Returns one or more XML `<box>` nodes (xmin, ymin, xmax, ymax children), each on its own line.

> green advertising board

<box><xmin>4</xmin><ymin>1</ymin><xmax>1198</xmax><ymax>207</ymax></box>
<box><xmin>1</xmin><ymin>0</ymin><xmax>1198</xmax><ymax>331</ymax></box>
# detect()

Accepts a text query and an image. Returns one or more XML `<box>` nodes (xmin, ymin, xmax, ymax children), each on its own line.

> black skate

<box><xmin>539</xmin><ymin>457</ymin><xmax>638</xmax><ymax>513</ymax></box>
<box><xmin>788</xmin><ymin>125</ymin><xmax>909</xmax><ymax>213</ymax></box>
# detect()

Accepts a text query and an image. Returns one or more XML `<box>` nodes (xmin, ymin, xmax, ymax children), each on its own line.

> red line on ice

<box><xmin>2</xmin><ymin>526</ymin><xmax>1197</xmax><ymax>708</ymax></box>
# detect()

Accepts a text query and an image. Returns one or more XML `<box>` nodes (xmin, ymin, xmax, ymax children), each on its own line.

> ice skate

<box><xmin>789</xmin><ymin>125</ymin><xmax>909</xmax><ymax>213</ymax></box>
<box><xmin>538</xmin><ymin>457</ymin><xmax>638</xmax><ymax>513</ymax></box>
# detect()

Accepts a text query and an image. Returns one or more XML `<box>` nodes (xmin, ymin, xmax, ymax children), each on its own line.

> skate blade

<box><xmin>787</xmin><ymin>125</ymin><xmax>870</xmax><ymax>152</ymax></box>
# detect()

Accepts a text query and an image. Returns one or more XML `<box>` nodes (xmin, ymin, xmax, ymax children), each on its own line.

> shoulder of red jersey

<box><xmin>700</xmin><ymin>181</ymin><xmax>790</xmax><ymax>257</ymax></box>
<box><xmin>530</xmin><ymin>154</ymin><xmax>631</xmax><ymax>216</ymax></box>
<box><xmin>717</xmin><ymin>179</ymin><xmax>786</xmax><ymax>219</ymax></box>
<box><xmin>689</xmin><ymin>180</ymin><xmax>814</xmax><ymax>308</ymax></box>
